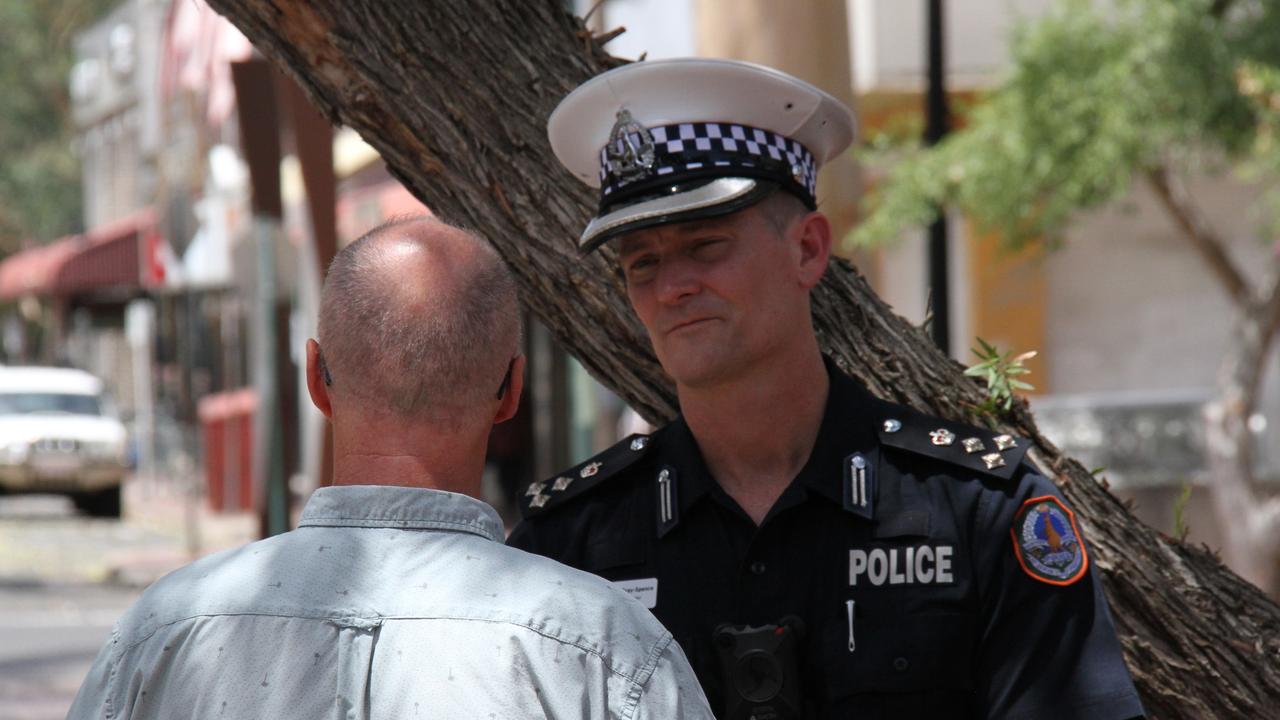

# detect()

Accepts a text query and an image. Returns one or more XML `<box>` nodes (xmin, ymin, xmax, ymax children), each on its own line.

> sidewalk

<box><xmin>105</xmin><ymin>479</ymin><xmax>258</xmax><ymax>588</ymax></box>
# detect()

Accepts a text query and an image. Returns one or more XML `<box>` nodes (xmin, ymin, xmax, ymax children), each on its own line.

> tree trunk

<box><xmin>206</xmin><ymin>1</ymin><xmax>1280</xmax><ymax>715</ymax></box>
<box><xmin>1148</xmin><ymin>168</ymin><xmax>1280</xmax><ymax>597</ymax></box>
<box><xmin>1204</xmin><ymin>265</ymin><xmax>1280</xmax><ymax>595</ymax></box>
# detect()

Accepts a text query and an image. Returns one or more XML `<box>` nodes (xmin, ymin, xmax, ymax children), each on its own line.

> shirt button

<box><xmin>893</xmin><ymin>657</ymin><xmax>910</xmax><ymax>672</ymax></box>
<box><xmin>750</xmin><ymin>561</ymin><xmax>767</xmax><ymax>575</ymax></box>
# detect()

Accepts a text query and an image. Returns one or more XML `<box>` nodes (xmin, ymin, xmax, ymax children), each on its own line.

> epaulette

<box><xmin>519</xmin><ymin>433</ymin><xmax>653</xmax><ymax>518</ymax></box>
<box><xmin>876</xmin><ymin>402</ymin><xmax>1029</xmax><ymax>482</ymax></box>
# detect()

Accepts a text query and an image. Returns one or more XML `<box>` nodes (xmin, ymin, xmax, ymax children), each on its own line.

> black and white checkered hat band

<box><xmin>598</xmin><ymin>122</ymin><xmax>817</xmax><ymax>204</ymax></box>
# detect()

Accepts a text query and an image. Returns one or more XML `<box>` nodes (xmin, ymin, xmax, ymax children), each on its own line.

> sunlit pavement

<box><xmin>0</xmin><ymin>481</ymin><xmax>256</xmax><ymax>719</ymax></box>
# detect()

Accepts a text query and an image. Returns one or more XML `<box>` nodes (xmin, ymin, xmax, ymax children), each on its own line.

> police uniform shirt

<box><xmin>508</xmin><ymin>360</ymin><xmax>1145</xmax><ymax>719</ymax></box>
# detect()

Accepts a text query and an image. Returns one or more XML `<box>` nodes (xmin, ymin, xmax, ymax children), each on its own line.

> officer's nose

<box><xmin>653</xmin><ymin>257</ymin><xmax>701</xmax><ymax>305</ymax></box>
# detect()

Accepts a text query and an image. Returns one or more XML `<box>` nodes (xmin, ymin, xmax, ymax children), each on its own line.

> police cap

<box><xmin>548</xmin><ymin>58</ymin><xmax>857</xmax><ymax>251</ymax></box>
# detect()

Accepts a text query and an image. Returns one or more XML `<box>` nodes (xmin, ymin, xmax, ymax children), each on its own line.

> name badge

<box><xmin>848</xmin><ymin>545</ymin><xmax>956</xmax><ymax>587</ymax></box>
<box><xmin>613</xmin><ymin>577</ymin><xmax>659</xmax><ymax>608</ymax></box>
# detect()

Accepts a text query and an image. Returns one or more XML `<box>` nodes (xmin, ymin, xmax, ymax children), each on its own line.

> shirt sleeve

<box><xmin>632</xmin><ymin>636</ymin><xmax>715</xmax><ymax>720</ymax></box>
<box><xmin>65</xmin><ymin>629</ymin><xmax>119</xmax><ymax>720</ymax></box>
<box><xmin>973</xmin><ymin>468</ymin><xmax>1146</xmax><ymax>720</ymax></box>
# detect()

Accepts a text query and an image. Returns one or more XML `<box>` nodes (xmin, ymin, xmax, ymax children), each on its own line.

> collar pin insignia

<box><xmin>930</xmin><ymin>429</ymin><xmax>956</xmax><ymax>446</ymax></box>
<box><xmin>551</xmin><ymin>476</ymin><xmax>573</xmax><ymax>492</ymax></box>
<box><xmin>883</xmin><ymin>419</ymin><xmax>902</xmax><ymax>433</ymax></box>
<box><xmin>580</xmin><ymin>461</ymin><xmax>603</xmax><ymax>479</ymax></box>
<box><xmin>962</xmin><ymin>437</ymin><xmax>985</xmax><ymax>454</ymax></box>
<box><xmin>529</xmin><ymin>493</ymin><xmax>550</xmax><ymax>509</ymax></box>
<box><xmin>993</xmin><ymin>434</ymin><xmax>1017</xmax><ymax>451</ymax></box>
<box><xmin>525</xmin><ymin>481</ymin><xmax>546</xmax><ymax>497</ymax></box>
<box><xmin>982</xmin><ymin>452</ymin><xmax>1006</xmax><ymax>470</ymax></box>
<box><xmin>630</xmin><ymin>436</ymin><xmax>649</xmax><ymax>451</ymax></box>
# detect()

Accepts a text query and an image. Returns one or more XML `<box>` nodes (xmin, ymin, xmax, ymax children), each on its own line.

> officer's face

<box><xmin>616</xmin><ymin>204</ymin><xmax>820</xmax><ymax>389</ymax></box>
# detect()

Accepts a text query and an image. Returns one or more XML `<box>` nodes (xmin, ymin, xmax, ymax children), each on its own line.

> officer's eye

<box><xmin>690</xmin><ymin>237</ymin><xmax>729</xmax><ymax>260</ymax></box>
<box><xmin>623</xmin><ymin>256</ymin><xmax>658</xmax><ymax>283</ymax></box>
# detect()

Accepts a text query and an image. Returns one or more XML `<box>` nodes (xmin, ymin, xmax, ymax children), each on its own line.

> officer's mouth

<box><xmin>665</xmin><ymin>317</ymin><xmax>720</xmax><ymax>335</ymax></box>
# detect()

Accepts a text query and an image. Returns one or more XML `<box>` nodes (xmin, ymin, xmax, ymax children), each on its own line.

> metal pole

<box><xmin>926</xmin><ymin>0</ymin><xmax>951</xmax><ymax>354</ymax></box>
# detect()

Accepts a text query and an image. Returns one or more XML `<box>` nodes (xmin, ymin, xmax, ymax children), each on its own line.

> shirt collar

<box><xmin>297</xmin><ymin>485</ymin><xmax>504</xmax><ymax>542</ymax></box>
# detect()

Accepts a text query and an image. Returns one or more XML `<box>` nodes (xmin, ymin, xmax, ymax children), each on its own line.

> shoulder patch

<box><xmin>1010</xmin><ymin>495</ymin><xmax>1089</xmax><ymax>586</ymax></box>
<box><xmin>520</xmin><ymin>434</ymin><xmax>652</xmax><ymax>518</ymax></box>
<box><xmin>877</xmin><ymin>403</ymin><xmax>1029</xmax><ymax>482</ymax></box>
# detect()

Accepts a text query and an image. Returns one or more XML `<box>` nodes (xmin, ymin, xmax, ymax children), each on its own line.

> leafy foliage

<box><xmin>0</xmin><ymin>0</ymin><xmax>116</xmax><ymax>249</ymax></box>
<box><xmin>853</xmin><ymin>0</ymin><xmax>1280</xmax><ymax>250</ymax></box>
<box><xmin>964</xmin><ymin>337</ymin><xmax>1036</xmax><ymax>418</ymax></box>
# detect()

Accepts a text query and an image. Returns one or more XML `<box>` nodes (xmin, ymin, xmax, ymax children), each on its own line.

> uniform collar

<box><xmin>792</xmin><ymin>359</ymin><xmax>885</xmax><ymax>508</ymax></box>
<box><xmin>297</xmin><ymin>485</ymin><xmax>504</xmax><ymax>542</ymax></box>
<box><xmin>657</xmin><ymin>356</ymin><xmax>884</xmax><ymax>528</ymax></box>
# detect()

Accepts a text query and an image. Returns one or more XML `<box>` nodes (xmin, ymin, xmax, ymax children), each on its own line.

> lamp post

<box><xmin>926</xmin><ymin>0</ymin><xmax>951</xmax><ymax>353</ymax></box>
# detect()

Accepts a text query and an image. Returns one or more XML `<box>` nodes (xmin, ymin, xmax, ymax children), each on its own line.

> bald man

<box><xmin>67</xmin><ymin>217</ymin><xmax>712</xmax><ymax>719</ymax></box>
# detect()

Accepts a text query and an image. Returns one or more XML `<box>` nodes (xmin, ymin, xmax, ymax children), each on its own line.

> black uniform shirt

<box><xmin>508</xmin><ymin>362</ymin><xmax>1145</xmax><ymax>719</ymax></box>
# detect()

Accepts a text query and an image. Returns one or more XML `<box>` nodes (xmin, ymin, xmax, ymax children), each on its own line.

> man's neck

<box><xmin>329</xmin><ymin>415</ymin><xmax>489</xmax><ymax>498</ymax></box>
<box><xmin>678</xmin><ymin>343</ymin><xmax>829</xmax><ymax>524</ymax></box>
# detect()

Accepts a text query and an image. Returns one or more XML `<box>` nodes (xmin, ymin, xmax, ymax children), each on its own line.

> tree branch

<box><xmin>1146</xmin><ymin>166</ymin><xmax>1252</xmax><ymax>307</ymax></box>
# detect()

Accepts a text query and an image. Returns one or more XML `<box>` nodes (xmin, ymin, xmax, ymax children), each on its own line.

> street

<box><xmin>0</xmin><ymin>488</ymin><xmax>255</xmax><ymax>719</ymax></box>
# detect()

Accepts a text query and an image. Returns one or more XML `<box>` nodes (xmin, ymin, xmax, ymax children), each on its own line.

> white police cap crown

<box><xmin>549</xmin><ymin>58</ymin><xmax>856</xmax><ymax>250</ymax></box>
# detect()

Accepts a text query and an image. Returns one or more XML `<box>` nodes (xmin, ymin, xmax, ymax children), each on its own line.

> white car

<box><xmin>0</xmin><ymin>366</ymin><xmax>128</xmax><ymax>517</ymax></box>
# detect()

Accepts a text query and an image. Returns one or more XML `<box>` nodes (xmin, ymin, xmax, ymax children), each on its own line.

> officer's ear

<box><xmin>493</xmin><ymin>354</ymin><xmax>526</xmax><ymax>425</ymax></box>
<box><xmin>793</xmin><ymin>210</ymin><xmax>832</xmax><ymax>289</ymax></box>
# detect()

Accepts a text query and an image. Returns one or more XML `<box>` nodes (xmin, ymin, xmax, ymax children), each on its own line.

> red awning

<box><xmin>0</xmin><ymin>237</ymin><xmax>78</xmax><ymax>300</ymax></box>
<box><xmin>0</xmin><ymin>208</ymin><xmax>157</xmax><ymax>300</ymax></box>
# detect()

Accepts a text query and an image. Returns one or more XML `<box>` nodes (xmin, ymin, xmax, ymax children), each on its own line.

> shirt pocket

<box><xmin>583</xmin><ymin>537</ymin><xmax>646</xmax><ymax>574</ymax></box>
<box><xmin>820</xmin><ymin>609</ymin><xmax>976</xmax><ymax>718</ymax></box>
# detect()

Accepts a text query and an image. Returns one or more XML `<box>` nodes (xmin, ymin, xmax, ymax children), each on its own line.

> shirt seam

<box><xmin>620</xmin><ymin>631</ymin><xmax>675</xmax><ymax>719</ymax></box>
<box><xmin>113</xmin><ymin>610</ymin><xmax>654</xmax><ymax>682</ymax></box>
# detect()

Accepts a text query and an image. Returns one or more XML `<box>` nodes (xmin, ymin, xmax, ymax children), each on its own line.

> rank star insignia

<box><xmin>982</xmin><ymin>453</ymin><xmax>1006</xmax><ymax>470</ymax></box>
<box><xmin>930</xmin><ymin>429</ymin><xmax>956</xmax><ymax>446</ymax></box>
<box><xmin>551</xmin><ymin>476</ymin><xmax>573</xmax><ymax>492</ymax></box>
<box><xmin>580</xmin><ymin>462</ymin><xmax>603</xmax><ymax>478</ymax></box>
<box><xmin>525</xmin><ymin>481</ymin><xmax>546</xmax><ymax>497</ymax></box>
<box><xmin>962</xmin><ymin>437</ymin><xmax>985</xmax><ymax>454</ymax></box>
<box><xmin>994</xmin><ymin>434</ymin><xmax>1017</xmax><ymax>451</ymax></box>
<box><xmin>529</xmin><ymin>493</ymin><xmax>550</xmax><ymax>509</ymax></box>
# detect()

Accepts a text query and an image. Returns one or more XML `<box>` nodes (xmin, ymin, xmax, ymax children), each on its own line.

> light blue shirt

<box><xmin>67</xmin><ymin>485</ymin><xmax>712</xmax><ymax>719</ymax></box>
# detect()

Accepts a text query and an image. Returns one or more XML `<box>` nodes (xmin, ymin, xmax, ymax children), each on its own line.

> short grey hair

<box><xmin>317</xmin><ymin>215</ymin><xmax>521</xmax><ymax>419</ymax></box>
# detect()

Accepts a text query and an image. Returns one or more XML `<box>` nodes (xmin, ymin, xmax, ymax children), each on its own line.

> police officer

<box><xmin>508</xmin><ymin>58</ymin><xmax>1145</xmax><ymax>719</ymax></box>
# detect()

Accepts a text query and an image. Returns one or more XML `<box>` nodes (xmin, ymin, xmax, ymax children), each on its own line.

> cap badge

<box><xmin>930</xmin><ymin>429</ymin><xmax>956</xmax><ymax>446</ymax></box>
<box><xmin>580</xmin><ymin>461</ymin><xmax>603</xmax><ymax>478</ymax></box>
<box><xmin>605</xmin><ymin>109</ymin><xmax>656</xmax><ymax>182</ymax></box>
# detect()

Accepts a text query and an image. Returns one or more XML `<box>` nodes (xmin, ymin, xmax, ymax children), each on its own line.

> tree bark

<box><xmin>206</xmin><ymin>1</ymin><xmax>1280</xmax><ymax>716</ymax></box>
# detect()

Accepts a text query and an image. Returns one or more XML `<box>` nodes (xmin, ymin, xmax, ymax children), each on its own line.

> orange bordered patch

<box><xmin>1010</xmin><ymin>495</ymin><xmax>1089</xmax><ymax>586</ymax></box>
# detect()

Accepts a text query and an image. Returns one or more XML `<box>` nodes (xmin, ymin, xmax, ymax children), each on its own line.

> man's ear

<box><xmin>305</xmin><ymin>339</ymin><xmax>333</xmax><ymax>419</ymax></box>
<box><xmin>794</xmin><ymin>210</ymin><xmax>833</xmax><ymax>289</ymax></box>
<box><xmin>493</xmin><ymin>354</ymin><xmax>526</xmax><ymax>425</ymax></box>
